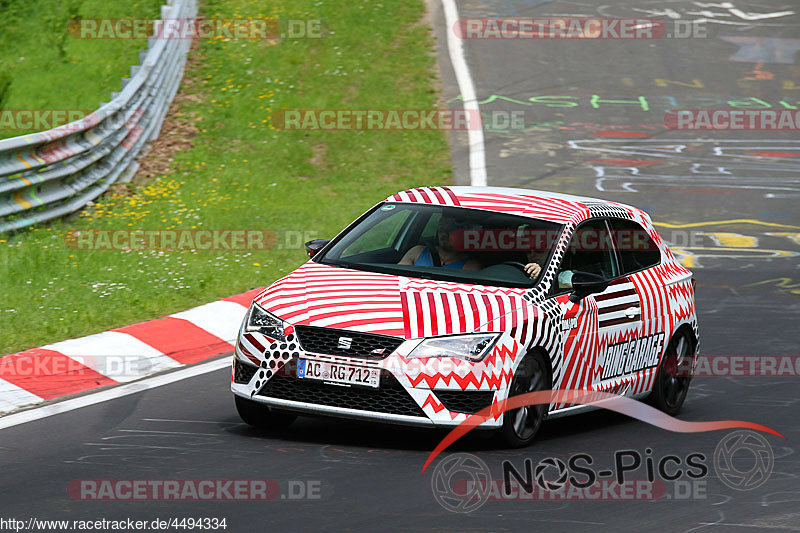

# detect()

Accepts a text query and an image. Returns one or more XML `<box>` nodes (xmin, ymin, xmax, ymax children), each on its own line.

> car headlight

<box><xmin>407</xmin><ymin>333</ymin><xmax>500</xmax><ymax>362</ymax></box>
<box><xmin>245</xmin><ymin>302</ymin><xmax>286</xmax><ymax>341</ymax></box>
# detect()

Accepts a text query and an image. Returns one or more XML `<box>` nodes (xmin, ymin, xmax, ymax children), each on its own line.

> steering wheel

<box><xmin>501</xmin><ymin>261</ymin><xmax>529</xmax><ymax>272</ymax></box>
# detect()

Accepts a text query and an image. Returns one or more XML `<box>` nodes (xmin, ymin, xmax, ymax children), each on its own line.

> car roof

<box><xmin>386</xmin><ymin>186</ymin><xmax>643</xmax><ymax>224</ymax></box>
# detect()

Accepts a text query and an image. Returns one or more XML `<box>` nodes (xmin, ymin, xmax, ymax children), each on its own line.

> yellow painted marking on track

<box><xmin>654</xmin><ymin>78</ymin><xmax>705</xmax><ymax>88</ymax></box>
<box><xmin>12</xmin><ymin>190</ymin><xmax>32</xmax><ymax>209</ymax></box>
<box><xmin>654</xmin><ymin>219</ymin><xmax>800</xmax><ymax>230</ymax></box>
<box><xmin>745</xmin><ymin>278</ymin><xmax>800</xmax><ymax>295</ymax></box>
<box><xmin>766</xmin><ymin>233</ymin><xmax>800</xmax><ymax>246</ymax></box>
<box><xmin>670</xmin><ymin>247</ymin><xmax>798</xmax><ymax>268</ymax></box>
<box><xmin>700</xmin><ymin>232</ymin><xmax>758</xmax><ymax>248</ymax></box>
<box><xmin>670</xmin><ymin>248</ymin><xmax>699</xmax><ymax>268</ymax></box>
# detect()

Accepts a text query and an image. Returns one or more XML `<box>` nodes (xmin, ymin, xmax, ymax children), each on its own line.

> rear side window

<box><xmin>559</xmin><ymin>219</ymin><xmax>618</xmax><ymax>281</ymax></box>
<box><xmin>609</xmin><ymin>219</ymin><xmax>661</xmax><ymax>274</ymax></box>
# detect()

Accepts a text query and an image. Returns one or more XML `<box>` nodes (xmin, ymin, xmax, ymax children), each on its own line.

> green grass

<box><xmin>0</xmin><ymin>0</ymin><xmax>452</xmax><ymax>354</ymax></box>
<box><xmin>0</xmin><ymin>0</ymin><xmax>165</xmax><ymax>139</ymax></box>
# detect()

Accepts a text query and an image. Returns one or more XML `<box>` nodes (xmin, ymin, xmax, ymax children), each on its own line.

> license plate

<box><xmin>297</xmin><ymin>359</ymin><xmax>380</xmax><ymax>388</ymax></box>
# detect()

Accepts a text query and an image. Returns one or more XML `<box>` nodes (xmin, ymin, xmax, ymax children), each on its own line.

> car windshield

<box><xmin>316</xmin><ymin>203</ymin><xmax>565</xmax><ymax>288</ymax></box>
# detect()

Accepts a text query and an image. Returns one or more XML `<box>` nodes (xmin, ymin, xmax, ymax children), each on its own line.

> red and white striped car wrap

<box><xmin>231</xmin><ymin>186</ymin><xmax>698</xmax><ymax>433</ymax></box>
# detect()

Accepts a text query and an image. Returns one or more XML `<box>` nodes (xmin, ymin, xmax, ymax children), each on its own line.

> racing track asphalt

<box><xmin>2</xmin><ymin>1</ymin><xmax>800</xmax><ymax>531</ymax></box>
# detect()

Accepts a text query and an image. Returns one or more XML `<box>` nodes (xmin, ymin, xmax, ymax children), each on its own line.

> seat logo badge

<box><xmin>337</xmin><ymin>337</ymin><xmax>353</xmax><ymax>350</ymax></box>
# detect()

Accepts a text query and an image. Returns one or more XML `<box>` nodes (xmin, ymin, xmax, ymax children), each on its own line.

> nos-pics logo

<box><xmin>431</xmin><ymin>430</ymin><xmax>774</xmax><ymax>513</ymax></box>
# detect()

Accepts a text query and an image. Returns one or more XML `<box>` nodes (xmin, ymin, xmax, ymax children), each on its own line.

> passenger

<box><xmin>399</xmin><ymin>216</ymin><xmax>482</xmax><ymax>270</ymax></box>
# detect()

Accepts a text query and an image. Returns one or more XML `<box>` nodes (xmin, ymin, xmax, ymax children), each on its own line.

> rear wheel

<box><xmin>499</xmin><ymin>351</ymin><xmax>550</xmax><ymax>448</ymax></box>
<box><xmin>235</xmin><ymin>395</ymin><xmax>297</xmax><ymax>429</ymax></box>
<box><xmin>647</xmin><ymin>330</ymin><xmax>695</xmax><ymax>415</ymax></box>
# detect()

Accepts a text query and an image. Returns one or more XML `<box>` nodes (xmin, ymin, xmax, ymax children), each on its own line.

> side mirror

<box><xmin>305</xmin><ymin>239</ymin><xmax>330</xmax><ymax>258</ymax></box>
<box><xmin>569</xmin><ymin>271</ymin><xmax>609</xmax><ymax>304</ymax></box>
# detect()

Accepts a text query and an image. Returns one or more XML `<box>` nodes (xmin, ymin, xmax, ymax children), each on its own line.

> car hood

<box><xmin>254</xmin><ymin>262</ymin><xmax>535</xmax><ymax>339</ymax></box>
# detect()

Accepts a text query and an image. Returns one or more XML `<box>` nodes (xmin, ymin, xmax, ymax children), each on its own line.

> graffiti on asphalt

<box><xmin>653</xmin><ymin>220</ymin><xmax>800</xmax><ymax>268</ymax></box>
<box><xmin>590</xmin><ymin>1</ymin><xmax>798</xmax><ymax>29</ymax></box>
<box><xmin>744</xmin><ymin>278</ymin><xmax>800</xmax><ymax>295</ymax></box>
<box><xmin>565</xmin><ymin>139</ymin><xmax>800</xmax><ymax>197</ymax></box>
<box><xmin>721</xmin><ymin>37</ymin><xmax>800</xmax><ymax>64</ymax></box>
<box><xmin>448</xmin><ymin>94</ymin><xmax>800</xmax><ymax>114</ymax></box>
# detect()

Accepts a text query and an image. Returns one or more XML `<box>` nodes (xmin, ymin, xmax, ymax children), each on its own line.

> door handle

<box><xmin>624</xmin><ymin>306</ymin><xmax>641</xmax><ymax>319</ymax></box>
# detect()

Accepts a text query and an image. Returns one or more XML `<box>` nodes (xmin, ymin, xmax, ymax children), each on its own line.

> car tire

<box><xmin>499</xmin><ymin>351</ymin><xmax>550</xmax><ymax>448</ymax></box>
<box><xmin>235</xmin><ymin>395</ymin><xmax>297</xmax><ymax>429</ymax></box>
<box><xmin>647</xmin><ymin>330</ymin><xmax>695</xmax><ymax>415</ymax></box>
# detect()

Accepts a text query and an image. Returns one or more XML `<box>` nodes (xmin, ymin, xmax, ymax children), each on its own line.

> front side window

<box><xmin>317</xmin><ymin>203</ymin><xmax>564</xmax><ymax>288</ymax></box>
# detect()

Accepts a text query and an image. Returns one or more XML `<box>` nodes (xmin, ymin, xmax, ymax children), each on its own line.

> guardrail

<box><xmin>0</xmin><ymin>0</ymin><xmax>197</xmax><ymax>233</ymax></box>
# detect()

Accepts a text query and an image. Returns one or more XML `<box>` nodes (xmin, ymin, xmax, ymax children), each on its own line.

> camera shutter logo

<box><xmin>535</xmin><ymin>457</ymin><xmax>569</xmax><ymax>491</ymax></box>
<box><xmin>714</xmin><ymin>430</ymin><xmax>774</xmax><ymax>491</ymax></box>
<box><xmin>430</xmin><ymin>453</ymin><xmax>491</xmax><ymax>513</ymax></box>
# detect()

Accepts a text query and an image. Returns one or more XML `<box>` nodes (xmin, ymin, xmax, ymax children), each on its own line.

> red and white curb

<box><xmin>0</xmin><ymin>288</ymin><xmax>263</xmax><ymax>415</ymax></box>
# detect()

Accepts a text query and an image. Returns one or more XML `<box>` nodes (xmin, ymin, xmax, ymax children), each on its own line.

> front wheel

<box><xmin>235</xmin><ymin>395</ymin><xmax>297</xmax><ymax>429</ymax></box>
<box><xmin>647</xmin><ymin>330</ymin><xmax>695</xmax><ymax>415</ymax></box>
<box><xmin>499</xmin><ymin>351</ymin><xmax>550</xmax><ymax>448</ymax></box>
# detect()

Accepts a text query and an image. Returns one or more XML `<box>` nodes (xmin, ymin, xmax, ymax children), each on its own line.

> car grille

<box><xmin>257</xmin><ymin>372</ymin><xmax>425</xmax><ymax>417</ymax></box>
<box><xmin>293</xmin><ymin>325</ymin><xmax>404</xmax><ymax>359</ymax></box>
<box><xmin>436</xmin><ymin>390</ymin><xmax>496</xmax><ymax>414</ymax></box>
<box><xmin>233</xmin><ymin>359</ymin><xmax>258</xmax><ymax>384</ymax></box>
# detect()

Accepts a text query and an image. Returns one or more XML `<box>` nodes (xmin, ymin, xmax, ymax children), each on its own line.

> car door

<box><xmin>593</xmin><ymin>273</ymin><xmax>646</xmax><ymax>396</ymax></box>
<box><xmin>551</xmin><ymin>218</ymin><xmax>629</xmax><ymax>403</ymax></box>
<box><xmin>606</xmin><ymin>218</ymin><xmax>667</xmax><ymax>396</ymax></box>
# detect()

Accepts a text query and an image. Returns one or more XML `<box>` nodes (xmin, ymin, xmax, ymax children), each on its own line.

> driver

<box><xmin>399</xmin><ymin>216</ymin><xmax>482</xmax><ymax>270</ymax></box>
<box><xmin>517</xmin><ymin>224</ymin><xmax>549</xmax><ymax>280</ymax></box>
<box><xmin>523</xmin><ymin>249</ymin><xmax>546</xmax><ymax>280</ymax></box>
<box><xmin>524</xmin><ymin>248</ymin><xmax>574</xmax><ymax>288</ymax></box>
<box><xmin>518</xmin><ymin>223</ymin><xmax>574</xmax><ymax>288</ymax></box>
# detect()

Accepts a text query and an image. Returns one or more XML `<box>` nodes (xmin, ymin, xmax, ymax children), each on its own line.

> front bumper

<box><xmin>230</xmin><ymin>328</ymin><xmax>522</xmax><ymax>429</ymax></box>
